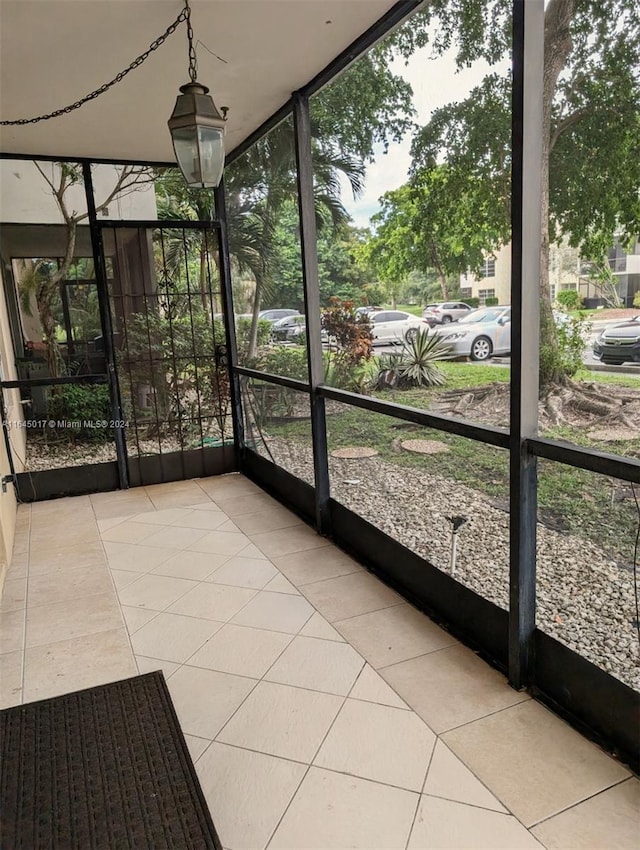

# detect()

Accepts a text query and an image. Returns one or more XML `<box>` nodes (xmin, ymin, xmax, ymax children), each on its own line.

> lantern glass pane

<box><xmin>196</xmin><ymin>126</ymin><xmax>225</xmax><ymax>188</ymax></box>
<box><xmin>171</xmin><ymin>127</ymin><xmax>200</xmax><ymax>185</ymax></box>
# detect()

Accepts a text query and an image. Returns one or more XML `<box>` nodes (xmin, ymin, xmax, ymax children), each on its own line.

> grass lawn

<box><xmin>387</xmin><ymin>304</ymin><xmax>423</xmax><ymax>316</ymax></box>
<box><xmin>261</xmin><ymin>360</ymin><xmax>639</xmax><ymax>562</ymax></box>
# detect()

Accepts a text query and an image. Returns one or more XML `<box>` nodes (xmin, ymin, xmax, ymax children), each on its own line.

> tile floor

<box><xmin>1</xmin><ymin>473</ymin><xmax>638</xmax><ymax>849</ymax></box>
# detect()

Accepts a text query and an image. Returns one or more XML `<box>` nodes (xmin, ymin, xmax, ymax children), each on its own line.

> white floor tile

<box><xmin>314</xmin><ymin>698</ymin><xmax>436</xmax><ymax>792</ymax></box>
<box><xmin>230</xmin><ymin>591</ymin><xmax>314</xmax><ymax>634</ymax></box>
<box><xmin>131</xmin><ymin>612</ymin><xmax>223</xmax><ymax>663</ymax></box>
<box><xmin>187</xmin><ymin>624</ymin><xmax>293</xmax><ymax>678</ymax></box>
<box><xmin>408</xmin><ymin>796</ymin><xmax>544</xmax><ymax>849</ymax></box>
<box><xmin>197</xmin><ymin>743</ymin><xmax>306</xmax><ymax>850</ymax></box>
<box><xmin>168</xmin><ymin>665</ymin><xmax>256</xmax><ymax>739</ymax></box>
<box><xmin>217</xmin><ymin>681</ymin><xmax>342</xmax><ymax>763</ymax></box>
<box><xmin>168</xmin><ymin>583</ymin><xmax>256</xmax><ymax>622</ymax></box>
<box><xmin>265</xmin><ymin>635</ymin><xmax>364</xmax><ymax>696</ymax></box>
<box><xmin>269</xmin><ymin>767</ymin><xmax>418</xmax><ymax>850</ymax></box>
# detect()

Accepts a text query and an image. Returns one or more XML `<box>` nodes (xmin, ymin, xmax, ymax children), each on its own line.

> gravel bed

<box><xmin>24</xmin><ymin>438</ymin><xmax>182</xmax><ymax>471</ymax></box>
<box><xmin>260</xmin><ymin>437</ymin><xmax>640</xmax><ymax>692</ymax></box>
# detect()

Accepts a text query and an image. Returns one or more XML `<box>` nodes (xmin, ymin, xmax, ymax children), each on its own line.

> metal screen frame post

<box><xmin>509</xmin><ymin>0</ymin><xmax>544</xmax><ymax>688</ymax></box>
<box><xmin>83</xmin><ymin>162</ymin><xmax>129</xmax><ymax>489</ymax></box>
<box><xmin>292</xmin><ymin>91</ymin><xmax>331</xmax><ymax>535</ymax></box>
<box><xmin>214</xmin><ymin>180</ymin><xmax>245</xmax><ymax>460</ymax></box>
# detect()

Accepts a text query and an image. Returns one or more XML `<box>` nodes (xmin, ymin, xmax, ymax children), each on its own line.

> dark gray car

<box><xmin>592</xmin><ymin>316</ymin><xmax>640</xmax><ymax>365</ymax></box>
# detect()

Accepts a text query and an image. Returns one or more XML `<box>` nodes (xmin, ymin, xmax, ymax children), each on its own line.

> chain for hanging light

<box><xmin>185</xmin><ymin>0</ymin><xmax>198</xmax><ymax>84</ymax></box>
<box><xmin>0</xmin><ymin>5</ymin><xmax>190</xmax><ymax>126</ymax></box>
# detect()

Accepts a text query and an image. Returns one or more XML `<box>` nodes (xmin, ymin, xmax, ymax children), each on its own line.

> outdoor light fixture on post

<box><xmin>168</xmin><ymin>1</ymin><xmax>228</xmax><ymax>188</ymax></box>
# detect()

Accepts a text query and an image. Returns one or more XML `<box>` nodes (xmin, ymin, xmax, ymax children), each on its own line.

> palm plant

<box><xmin>225</xmin><ymin>119</ymin><xmax>365</xmax><ymax>357</ymax></box>
<box><xmin>376</xmin><ymin>329</ymin><xmax>451</xmax><ymax>389</ymax></box>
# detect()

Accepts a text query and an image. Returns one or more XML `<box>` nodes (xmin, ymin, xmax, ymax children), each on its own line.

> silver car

<box><xmin>433</xmin><ymin>307</ymin><xmax>511</xmax><ymax>360</ymax></box>
<box><xmin>422</xmin><ymin>302</ymin><xmax>473</xmax><ymax>325</ymax></box>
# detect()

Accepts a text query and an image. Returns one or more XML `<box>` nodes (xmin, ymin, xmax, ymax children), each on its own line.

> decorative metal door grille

<box><xmin>102</xmin><ymin>223</ymin><xmax>234</xmax><ymax>485</ymax></box>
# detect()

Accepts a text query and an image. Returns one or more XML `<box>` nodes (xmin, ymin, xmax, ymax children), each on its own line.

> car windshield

<box><xmin>458</xmin><ymin>309</ymin><xmax>503</xmax><ymax>324</ymax></box>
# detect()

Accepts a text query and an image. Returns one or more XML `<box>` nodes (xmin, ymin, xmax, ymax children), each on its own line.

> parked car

<box><xmin>422</xmin><ymin>302</ymin><xmax>473</xmax><ymax>325</ymax></box>
<box><xmin>271</xmin><ymin>314</ymin><xmax>307</xmax><ymax>341</ymax></box>
<box><xmin>368</xmin><ymin>310</ymin><xmax>431</xmax><ymax>345</ymax></box>
<box><xmin>592</xmin><ymin>315</ymin><xmax>640</xmax><ymax>366</ymax></box>
<box><xmin>432</xmin><ymin>307</ymin><xmax>511</xmax><ymax>361</ymax></box>
<box><xmin>355</xmin><ymin>306</ymin><xmax>383</xmax><ymax>317</ymax></box>
<box><xmin>259</xmin><ymin>308</ymin><xmax>301</xmax><ymax>323</ymax></box>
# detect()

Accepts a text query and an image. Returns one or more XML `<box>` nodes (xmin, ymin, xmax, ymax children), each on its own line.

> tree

<box><xmin>407</xmin><ymin>0</ymin><xmax>640</xmax><ymax>390</ymax></box>
<box><xmin>155</xmin><ymin>169</ymin><xmax>219</xmax><ymax>313</ymax></box>
<box><xmin>225</xmin><ymin>116</ymin><xmax>370</xmax><ymax>357</ymax></box>
<box><xmin>361</xmin><ymin>167</ymin><xmax>507</xmax><ymax>302</ymax></box>
<box><xmin>19</xmin><ymin>162</ymin><xmax>152</xmax><ymax>377</ymax></box>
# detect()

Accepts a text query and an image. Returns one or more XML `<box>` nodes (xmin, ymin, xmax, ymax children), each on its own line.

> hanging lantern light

<box><xmin>168</xmin><ymin>1</ymin><xmax>227</xmax><ymax>188</ymax></box>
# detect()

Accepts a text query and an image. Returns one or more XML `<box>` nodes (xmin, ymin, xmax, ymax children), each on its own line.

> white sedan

<box><xmin>369</xmin><ymin>310</ymin><xmax>431</xmax><ymax>345</ymax></box>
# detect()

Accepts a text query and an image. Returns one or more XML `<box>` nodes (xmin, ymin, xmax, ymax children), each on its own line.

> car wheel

<box><xmin>470</xmin><ymin>336</ymin><xmax>492</xmax><ymax>361</ymax></box>
<box><xmin>441</xmin><ymin>315</ymin><xmax>452</xmax><ymax>324</ymax></box>
<box><xmin>405</xmin><ymin>328</ymin><xmax>419</xmax><ymax>343</ymax></box>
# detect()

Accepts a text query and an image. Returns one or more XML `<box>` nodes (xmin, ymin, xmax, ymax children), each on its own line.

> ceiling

<box><xmin>0</xmin><ymin>0</ymin><xmax>407</xmax><ymax>164</ymax></box>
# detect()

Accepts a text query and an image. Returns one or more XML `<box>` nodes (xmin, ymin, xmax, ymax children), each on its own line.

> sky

<box><xmin>340</xmin><ymin>45</ymin><xmax>509</xmax><ymax>229</ymax></box>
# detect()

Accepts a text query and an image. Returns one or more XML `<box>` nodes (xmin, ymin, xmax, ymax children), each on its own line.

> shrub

<box><xmin>462</xmin><ymin>297</ymin><xmax>480</xmax><ymax>308</ymax></box>
<box><xmin>250</xmin><ymin>346</ymin><xmax>308</xmax><ymax>381</ymax></box>
<box><xmin>556</xmin><ymin>313</ymin><xmax>591</xmax><ymax>377</ymax></box>
<box><xmin>321</xmin><ymin>298</ymin><xmax>373</xmax><ymax>364</ymax></box>
<box><xmin>244</xmin><ymin>346</ymin><xmax>309</xmax><ymax>426</ymax></box>
<box><xmin>633</xmin><ymin>291</ymin><xmax>640</xmax><ymax>308</ymax></box>
<box><xmin>375</xmin><ymin>329</ymin><xmax>451</xmax><ymax>390</ymax></box>
<box><xmin>485</xmin><ymin>296</ymin><xmax>499</xmax><ymax>307</ymax></box>
<box><xmin>47</xmin><ymin>383</ymin><xmax>112</xmax><ymax>440</ymax></box>
<box><xmin>556</xmin><ymin>289</ymin><xmax>583</xmax><ymax>311</ymax></box>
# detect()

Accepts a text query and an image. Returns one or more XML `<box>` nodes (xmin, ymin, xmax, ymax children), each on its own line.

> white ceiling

<box><xmin>0</xmin><ymin>0</ymin><xmax>405</xmax><ymax>164</ymax></box>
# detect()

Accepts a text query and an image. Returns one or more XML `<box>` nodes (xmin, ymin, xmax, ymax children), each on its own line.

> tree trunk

<box><xmin>200</xmin><ymin>246</ymin><xmax>209</xmax><ymax>313</ymax></box>
<box><xmin>247</xmin><ymin>282</ymin><xmax>263</xmax><ymax>360</ymax></box>
<box><xmin>438</xmin><ymin>272</ymin><xmax>448</xmax><ymax>300</ymax></box>
<box><xmin>539</xmin><ymin>0</ymin><xmax>577</xmax><ymax>390</ymax></box>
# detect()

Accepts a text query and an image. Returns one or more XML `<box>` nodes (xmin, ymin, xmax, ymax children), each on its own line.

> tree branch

<box><xmin>75</xmin><ymin>165</ymin><xmax>154</xmax><ymax>222</ymax></box>
<box><xmin>549</xmin><ymin>105</ymin><xmax>590</xmax><ymax>151</ymax></box>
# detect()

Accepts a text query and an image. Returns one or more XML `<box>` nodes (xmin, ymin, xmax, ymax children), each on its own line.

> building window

<box><xmin>460</xmin><ymin>287</ymin><xmax>472</xmax><ymax>299</ymax></box>
<box><xmin>478</xmin><ymin>288</ymin><xmax>496</xmax><ymax>305</ymax></box>
<box><xmin>481</xmin><ymin>258</ymin><xmax>496</xmax><ymax>278</ymax></box>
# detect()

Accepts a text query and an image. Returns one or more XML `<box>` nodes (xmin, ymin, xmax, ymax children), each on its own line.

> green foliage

<box><xmin>311</xmin><ymin>44</ymin><xmax>415</xmax><ymax>162</ymax></box>
<box><xmin>243</xmin><ymin>348</ymin><xmax>309</xmax><ymax>426</ymax></box>
<box><xmin>541</xmin><ymin>313</ymin><xmax>591</xmax><ymax>383</ymax></box>
<box><xmin>462</xmin><ymin>297</ymin><xmax>480</xmax><ymax>308</ymax></box>
<box><xmin>634</xmin><ymin>291</ymin><xmax>640</xmax><ymax>308</ymax></box>
<box><xmin>249</xmin><ymin>346</ymin><xmax>309</xmax><ymax>381</ymax></box>
<box><xmin>119</xmin><ymin>310</ymin><xmax>229</xmax><ymax>436</ymax></box>
<box><xmin>360</xmin><ymin>169</ymin><xmax>505</xmax><ymax>302</ymax></box>
<box><xmin>236</xmin><ymin>318</ymin><xmax>271</xmax><ymax>358</ymax></box>
<box><xmin>556</xmin><ymin>290</ymin><xmax>583</xmax><ymax>311</ymax></box>
<box><xmin>46</xmin><ymin>383</ymin><xmax>111</xmax><ymax>440</ymax></box>
<box><xmin>375</xmin><ymin>329</ymin><xmax>450</xmax><ymax>389</ymax></box>
<box><xmin>484</xmin><ymin>296</ymin><xmax>499</xmax><ymax>307</ymax></box>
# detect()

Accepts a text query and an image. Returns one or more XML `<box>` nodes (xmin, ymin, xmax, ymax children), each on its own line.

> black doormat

<box><xmin>0</xmin><ymin>672</ymin><xmax>223</xmax><ymax>850</ymax></box>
